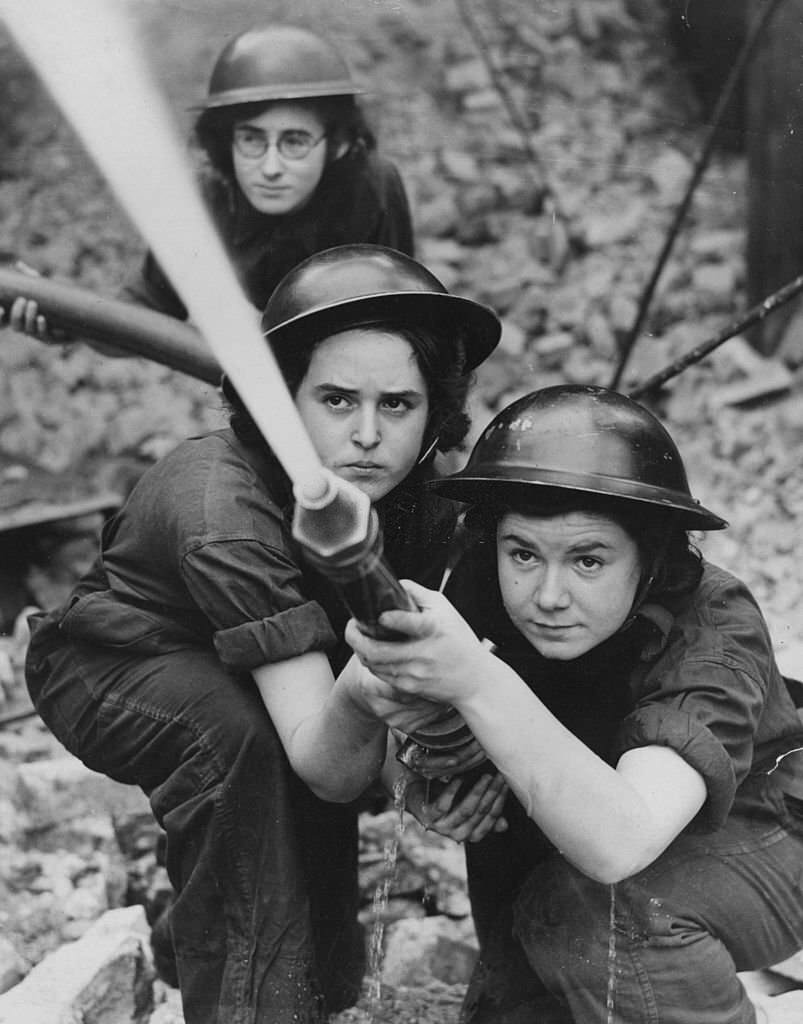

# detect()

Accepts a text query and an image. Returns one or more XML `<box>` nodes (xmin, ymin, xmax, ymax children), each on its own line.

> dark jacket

<box><xmin>123</xmin><ymin>148</ymin><xmax>414</xmax><ymax>318</ymax></box>
<box><xmin>48</xmin><ymin>429</ymin><xmax>454</xmax><ymax>674</ymax></box>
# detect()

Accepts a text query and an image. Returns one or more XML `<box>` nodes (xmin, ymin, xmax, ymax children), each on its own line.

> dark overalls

<box><xmin>449</xmin><ymin>556</ymin><xmax>803</xmax><ymax>1024</ymax></box>
<box><xmin>123</xmin><ymin>149</ymin><xmax>415</xmax><ymax>318</ymax></box>
<box><xmin>25</xmin><ymin>428</ymin><xmax>456</xmax><ymax>1024</ymax></box>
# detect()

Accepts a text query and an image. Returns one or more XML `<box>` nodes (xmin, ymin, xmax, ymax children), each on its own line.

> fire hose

<box><xmin>3</xmin><ymin>0</ymin><xmax>794</xmax><ymax>753</ymax></box>
<box><xmin>0</xmin><ymin>267</ymin><xmax>221</xmax><ymax>384</ymax></box>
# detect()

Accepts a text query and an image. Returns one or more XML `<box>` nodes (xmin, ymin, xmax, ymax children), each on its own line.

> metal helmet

<box><xmin>261</xmin><ymin>244</ymin><xmax>501</xmax><ymax>370</ymax></box>
<box><xmin>430</xmin><ymin>385</ymin><xmax>727</xmax><ymax>530</ymax></box>
<box><xmin>200</xmin><ymin>25</ymin><xmax>363</xmax><ymax>109</ymax></box>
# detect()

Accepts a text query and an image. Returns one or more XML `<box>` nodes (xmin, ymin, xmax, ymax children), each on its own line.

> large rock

<box><xmin>0</xmin><ymin>905</ymin><xmax>155</xmax><ymax>1024</ymax></box>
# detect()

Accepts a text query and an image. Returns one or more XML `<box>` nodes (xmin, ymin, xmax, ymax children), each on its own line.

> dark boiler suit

<box><xmin>123</xmin><ymin>149</ymin><xmax>414</xmax><ymax>318</ymax></box>
<box><xmin>25</xmin><ymin>428</ymin><xmax>455</xmax><ymax>1024</ymax></box>
<box><xmin>448</xmin><ymin>555</ymin><xmax>803</xmax><ymax>1024</ymax></box>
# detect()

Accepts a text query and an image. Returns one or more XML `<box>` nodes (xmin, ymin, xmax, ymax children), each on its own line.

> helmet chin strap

<box><xmin>416</xmin><ymin>433</ymin><xmax>440</xmax><ymax>466</ymax></box>
<box><xmin>622</xmin><ymin>571</ymin><xmax>656</xmax><ymax>629</ymax></box>
<box><xmin>620</xmin><ymin>531</ymin><xmax>671</xmax><ymax>631</ymax></box>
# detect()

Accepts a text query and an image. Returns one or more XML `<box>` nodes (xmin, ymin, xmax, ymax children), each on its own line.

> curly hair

<box><xmin>222</xmin><ymin>323</ymin><xmax>474</xmax><ymax>458</ymax></box>
<box><xmin>194</xmin><ymin>96</ymin><xmax>375</xmax><ymax>179</ymax></box>
<box><xmin>464</xmin><ymin>490</ymin><xmax>703</xmax><ymax>604</ymax></box>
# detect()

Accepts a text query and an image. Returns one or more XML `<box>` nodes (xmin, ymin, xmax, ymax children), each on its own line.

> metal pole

<box><xmin>610</xmin><ymin>0</ymin><xmax>788</xmax><ymax>391</ymax></box>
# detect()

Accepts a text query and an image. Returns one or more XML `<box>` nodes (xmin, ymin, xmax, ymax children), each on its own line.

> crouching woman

<box><xmin>23</xmin><ymin>244</ymin><xmax>501</xmax><ymax>1024</ymax></box>
<box><xmin>347</xmin><ymin>385</ymin><xmax>803</xmax><ymax>1024</ymax></box>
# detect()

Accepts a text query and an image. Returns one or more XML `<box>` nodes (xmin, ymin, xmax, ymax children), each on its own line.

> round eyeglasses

<box><xmin>232</xmin><ymin>126</ymin><xmax>327</xmax><ymax>161</ymax></box>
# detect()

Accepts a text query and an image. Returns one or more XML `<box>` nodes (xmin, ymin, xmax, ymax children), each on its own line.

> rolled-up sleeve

<box><xmin>614</xmin><ymin>649</ymin><xmax>767</xmax><ymax>830</ymax></box>
<box><xmin>181</xmin><ymin>537</ymin><xmax>337</xmax><ymax>672</ymax></box>
<box><xmin>615</xmin><ymin>703</ymin><xmax>737</xmax><ymax>828</ymax></box>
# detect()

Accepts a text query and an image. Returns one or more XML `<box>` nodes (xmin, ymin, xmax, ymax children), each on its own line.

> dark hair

<box><xmin>194</xmin><ymin>96</ymin><xmax>375</xmax><ymax>179</ymax></box>
<box><xmin>223</xmin><ymin>323</ymin><xmax>474</xmax><ymax>456</ymax></box>
<box><xmin>465</xmin><ymin>489</ymin><xmax>703</xmax><ymax>604</ymax></box>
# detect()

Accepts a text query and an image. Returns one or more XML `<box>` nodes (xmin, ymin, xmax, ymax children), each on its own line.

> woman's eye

<box><xmin>510</xmin><ymin>548</ymin><xmax>536</xmax><ymax>565</ymax></box>
<box><xmin>324</xmin><ymin>394</ymin><xmax>351</xmax><ymax>410</ymax></box>
<box><xmin>283</xmin><ymin>131</ymin><xmax>312</xmax><ymax>146</ymax></box>
<box><xmin>381</xmin><ymin>397</ymin><xmax>410</xmax><ymax>413</ymax></box>
<box><xmin>577</xmin><ymin>555</ymin><xmax>602</xmax><ymax>571</ymax></box>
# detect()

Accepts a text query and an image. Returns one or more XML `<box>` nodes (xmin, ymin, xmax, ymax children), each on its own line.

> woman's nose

<box><xmin>351</xmin><ymin>409</ymin><xmax>380</xmax><ymax>449</ymax></box>
<box><xmin>535</xmin><ymin>566</ymin><xmax>570</xmax><ymax>610</ymax></box>
<box><xmin>260</xmin><ymin>142</ymin><xmax>284</xmax><ymax>175</ymax></box>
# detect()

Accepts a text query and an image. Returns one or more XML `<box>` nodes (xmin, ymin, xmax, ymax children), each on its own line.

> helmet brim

<box><xmin>263</xmin><ymin>291</ymin><xmax>501</xmax><ymax>370</ymax></box>
<box><xmin>427</xmin><ymin>466</ymin><xmax>728</xmax><ymax>531</ymax></box>
<box><xmin>193</xmin><ymin>81</ymin><xmax>365</xmax><ymax>110</ymax></box>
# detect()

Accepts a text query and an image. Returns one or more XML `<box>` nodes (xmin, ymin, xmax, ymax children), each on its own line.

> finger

<box><xmin>467</xmin><ymin>814</ymin><xmax>504</xmax><ymax>843</ymax></box>
<box><xmin>376</xmin><ymin>607</ymin><xmax>434</xmax><ymax>638</ymax></box>
<box><xmin>23</xmin><ymin>300</ymin><xmax>39</xmax><ymax>334</ymax></box>
<box><xmin>10</xmin><ymin>296</ymin><xmax>27</xmax><ymax>329</ymax></box>
<box><xmin>430</xmin><ymin>776</ymin><xmax>470</xmax><ymax>815</ymax></box>
<box><xmin>399</xmin><ymin>579</ymin><xmax>438</xmax><ymax>606</ymax></box>
<box><xmin>433</xmin><ymin>774</ymin><xmax>494</xmax><ymax>825</ymax></box>
<box><xmin>345</xmin><ymin>618</ymin><xmax>400</xmax><ymax>660</ymax></box>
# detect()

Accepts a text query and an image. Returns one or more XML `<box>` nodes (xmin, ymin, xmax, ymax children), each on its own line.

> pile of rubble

<box><xmin>2</xmin><ymin>0</ymin><xmax>803</xmax><ymax>1020</ymax></box>
<box><xmin>0</xmin><ymin>704</ymin><xmax>482</xmax><ymax>1024</ymax></box>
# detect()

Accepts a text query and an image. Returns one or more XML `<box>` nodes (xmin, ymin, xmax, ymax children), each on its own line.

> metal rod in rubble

<box><xmin>609</xmin><ymin>0</ymin><xmax>788</xmax><ymax>391</ymax></box>
<box><xmin>629</xmin><ymin>270</ymin><xmax>803</xmax><ymax>399</ymax></box>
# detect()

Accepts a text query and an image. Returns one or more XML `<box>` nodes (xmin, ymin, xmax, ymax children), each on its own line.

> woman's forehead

<box><xmin>234</xmin><ymin>100</ymin><xmax>325</xmax><ymax>130</ymax></box>
<box><xmin>498</xmin><ymin>508</ymin><xmax>632</xmax><ymax>540</ymax></box>
<box><xmin>305</xmin><ymin>329</ymin><xmax>425</xmax><ymax>386</ymax></box>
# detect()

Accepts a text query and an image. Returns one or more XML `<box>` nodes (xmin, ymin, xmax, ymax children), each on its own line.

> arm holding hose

<box><xmin>292</xmin><ymin>472</ymin><xmax>505</xmax><ymax>835</ymax></box>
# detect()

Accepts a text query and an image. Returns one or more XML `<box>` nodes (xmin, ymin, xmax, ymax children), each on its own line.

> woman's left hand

<box><xmin>405</xmin><ymin>770</ymin><xmax>509</xmax><ymax>843</ymax></box>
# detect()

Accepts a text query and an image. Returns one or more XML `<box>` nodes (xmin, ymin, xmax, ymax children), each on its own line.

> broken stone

<box><xmin>416</xmin><ymin>193</ymin><xmax>460</xmax><ymax>238</ymax></box>
<box><xmin>497</xmin><ymin>319</ymin><xmax>528</xmax><ymax>358</ymax></box>
<box><xmin>0</xmin><ymin>905</ymin><xmax>155</xmax><ymax>1024</ymax></box>
<box><xmin>647</xmin><ymin>148</ymin><xmax>693</xmax><ymax>199</ymax></box>
<box><xmin>710</xmin><ymin>361</ymin><xmax>793</xmax><ymax>408</ymax></box>
<box><xmin>533</xmin><ymin>331</ymin><xmax>575</xmax><ymax>363</ymax></box>
<box><xmin>0</xmin><ymin>938</ymin><xmax>26</xmax><ymax>995</ymax></box>
<box><xmin>438</xmin><ymin>150</ymin><xmax>480</xmax><ymax>183</ymax></box>
<box><xmin>381</xmin><ymin>916</ymin><xmax>478</xmax><ymax>988</ymax></box>
<box><xmin>443</xmin><ymin>59</ymin><xmax>490</xmax><ymax>95</ymax></box>
<box><xmin>15</xmin><ymin>756</ymin><xmax>150</xmax><ymax>834</ymax></box>
<box><xmin>582</xmin><ymin>197</ymin><xmax>648</xmax><ymax>248</ymax></box>
<box><xmin>692</xmin><ymin>262</ymin><xmax>738</xmax><ymax>302</ymax></box>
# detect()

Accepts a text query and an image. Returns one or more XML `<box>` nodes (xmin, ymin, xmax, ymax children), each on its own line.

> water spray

<box><xmin>0</xmin><ymin>0</ymin><xmax>474</xmax><ymax>760</ymax></box>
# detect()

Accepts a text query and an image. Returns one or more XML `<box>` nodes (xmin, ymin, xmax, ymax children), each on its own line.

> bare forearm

<box><xmin>287</xmin><ymin>681</ymin><xmax>388</xmax><ymax>802</ymax></box>
<box><xmin>253</xmin><ymin>652</ymin><xmax>387</xmax><ymax>803</ymax></box>
<box><xmin>456</xmin><ymin>655</ymin><xmax>676</xmax><ymax>881</ymax></box>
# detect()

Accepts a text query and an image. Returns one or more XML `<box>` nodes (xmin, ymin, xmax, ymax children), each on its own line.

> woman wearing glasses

<box><xmin>2</xmin><ymin>24</ymin><xmax>414</xmax><ymax>335</ymax></box>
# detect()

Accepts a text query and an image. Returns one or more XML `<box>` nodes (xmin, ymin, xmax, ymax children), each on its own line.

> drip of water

<box><xmin>366</xmin><ymin>774</ymin><xmax>409</xmax><ymax>1014</ymax></box>
<box><xmin>605</xmin><ymin>883</ymin><xmax>617</xmax><ymax>1024</ymax></box>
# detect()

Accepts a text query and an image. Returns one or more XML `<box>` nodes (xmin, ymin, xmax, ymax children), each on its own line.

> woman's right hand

<box><xmin>341</xmin><ymin>653</ymin><xmax>450</xmax><ymax>737</ymax></box>
<box><xmin>405</xmin><ymin>769</ymin><xmax>509</xmax><ymax>843</ymax></box>
<box><xmin>0</xmin><ymin>296</ymin><xmax>54</xmax><ymax>340</ymax></box>
<box><xmin>345</xmin><ymin>580</ymin><xmax>493</xmax><ymax>710</ymax></box>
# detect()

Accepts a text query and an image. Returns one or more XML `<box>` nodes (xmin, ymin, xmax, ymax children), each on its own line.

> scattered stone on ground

<box><xmin>1</xmin><ymin>1</ymin><xmax>802</xmax><ymax>1021</ymax></box>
